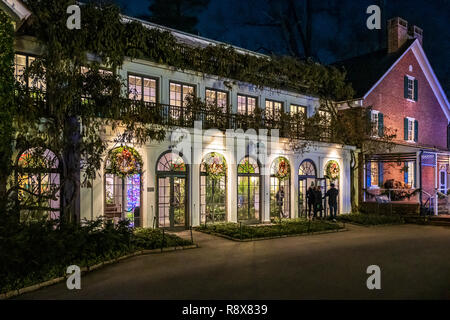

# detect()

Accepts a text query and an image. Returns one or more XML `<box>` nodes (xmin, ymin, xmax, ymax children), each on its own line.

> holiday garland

<box><xmin>325</xmin><ymin>160</ymin><xmax>340</xmax><ymax>181</ymax></box>
<box><xmin>106</xmin><ymin>146</ymin><xmax>143</xmax><ymax>178</ymax></box>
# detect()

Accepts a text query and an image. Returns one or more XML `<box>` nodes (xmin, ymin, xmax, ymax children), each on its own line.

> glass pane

<box><xmin>158</xmin><ymin>177</ymin><xmax>170</xmax><ymax>228</ymax></box>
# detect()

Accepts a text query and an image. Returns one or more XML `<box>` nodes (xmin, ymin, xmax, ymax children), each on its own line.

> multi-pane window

<box><xmin>128</xmin><ymin>75</ymin><xmax>157</xmax><ymax>102</ymax></box>
<box><xmin>237</xmin><ymin>95</ymin><xmax>256</xmax><ymax>115</ymax></box>
<box><xmin>407</xmin><ymin>77</ymin><xmax>415</xmax><ymax>100</ymax></box>
<box><xmin>407</xmin><ymin>118</ymin><xmax>415</xmax><ymax>141</ymax></box>
<box><xmin>170</xmin><ymin>82</ymin><xmax>195</xmax><ymax>107</ymax></box>
<box><xmin>14</xmin><ymin>54</ymin><xmax>45</xmax><ymax>90</ymax></box>
<box><xmin>319</xmin><ymin>110</ymin><xmax>332</xmax><ymax>127</ymax></box>
<box><xmin>404</xmin><ymin>75</ymin><xmax>418</xmax><ymax>101</ymax></box>
<box><xmin>371</xmin><ymin>110</ymin><xmax>379</xmax><ymax>136</ymax></box>
<box><xmin>406</xmin><ymin>161</ymin><xmax>415</xmax><ymax>188</ymax></box>
<box><xmin>370</xmin><ymin>162</ymin><xmax>379</xmax><ymax>187</ymax></box>
<box><xmin>206</xmin><ymin>89</ymin><xmax>228</xmax><ymax>112</ymax></box>
<box><xmin>290</xmin><ymin>104</ymin><xmax>306</xmax><ymax>116</ymax></box>
<box><xmin>265</xmin><ymin>100</ymin><xmax>282</xmax><ymax>119</ymax></box>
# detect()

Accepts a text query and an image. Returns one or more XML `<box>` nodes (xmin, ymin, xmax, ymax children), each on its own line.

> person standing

<box><xmin>314</xmin><ymin>186</ymin><xmax>324</xmax><ymax>219</ymax></box>
<box><xmin>325</xmin><ymin>183</ymin><xmax>339</xmax><ymax>219</ymax></box>
<box><xmin>276</xmin><ymin>186</ymin><xmax>285</xmax><ymax>218</ymax></box>
<box><xmin>306</xmin><ymin>182</ymin><xmax>315</xmax><ymax>218</ymax></box>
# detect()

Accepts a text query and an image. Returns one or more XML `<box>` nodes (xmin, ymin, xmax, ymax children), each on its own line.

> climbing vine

<box><xmin>0</xmin><ymin>10</ymin><xmax>15</xmax><ymax>202</ymax></box>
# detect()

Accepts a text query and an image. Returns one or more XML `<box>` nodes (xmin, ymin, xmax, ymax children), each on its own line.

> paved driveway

<box><xmin>16</xmin><ymin>224</ymin><xmax>450</xmax><ymax>299</ymax></box>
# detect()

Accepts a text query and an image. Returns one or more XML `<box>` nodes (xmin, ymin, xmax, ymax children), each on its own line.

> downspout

<box><xmin>419</xmin><ymin>150</ymin><xmax>423</xmax><ymax>206</ymax></box>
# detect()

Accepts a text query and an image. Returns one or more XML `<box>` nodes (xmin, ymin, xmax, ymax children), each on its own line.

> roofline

<box><xmin>0</xmin><ymin>0</ymin><xmax>31</xmax><ymax>24</ymax></box>
<box><xmin>121</xmin><ymin>15</ymin><xmax>270</xmax><ymax>59</ymax></box>
<box><xmin>361</xmin><ymin>40</ymin><xmax>416</xmax><ymax>100</ymax></box>
<box><xmin>361</xmin><ymin>39</ymin><xmax>450</xmax><ymax>121</ymax></box>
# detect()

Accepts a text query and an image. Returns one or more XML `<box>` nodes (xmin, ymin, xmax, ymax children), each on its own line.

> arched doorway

<box><xmin>324</xmin><ymin>160</ymin><xmax>340</xmax><ymax>216</ymax></box>
<box><xmin>200</xmin><ymin>152</ymin><xmax>227</xmax><ymax>224</ymax></box>
<box><xmin>237</xmin><ymin>156</ymin><xmax>261</xmax><ymax>223</ymax></box>
<box><xmin>298</xmin><ymin>159</ymin><xmax>325</xmax><ymax>218</ymax></box>
<box><xmin>104</xmin><ymin>146</ymin><xmax>143</xmax><ymax>227</ymax></box>
<box><xmin>270</xmin><ymin>157</ymin><xmax>291</xmax><ymax>219</ymax></box>
<box><xmin>16</xmin><ymin>148</ymin><xmax>61</xmax><ymax>221</ymax></box>
<box><xmin>156</xmin><ymin>151</ymin><xmax>189</xmax><ymax>229</ymax></box>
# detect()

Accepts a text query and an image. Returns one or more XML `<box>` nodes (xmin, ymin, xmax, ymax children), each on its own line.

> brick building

<box><xmin>337</xmin><ymin>17</ymin><xmax>450</xmax><ymax>214</ymax></box>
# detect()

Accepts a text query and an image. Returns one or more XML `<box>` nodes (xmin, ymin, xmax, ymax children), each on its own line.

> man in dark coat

<box><xmin>306</xmin><ymin>182</ymin><xmax>315</xmax><ymax>218</ymax></box>
<box><xmin>325</xmin><ymin>183</ymin><xmax>339</xmax><ymax>219</ymax></box>
<box><xmin>275</xmin><ymin>186</ymin><xmax>285</xmax><ymax>218</ymax></box>
<box><xmin>313</xmin><ymin>186</ymin><xmax>324</xmax><ymax>219</ymax></box>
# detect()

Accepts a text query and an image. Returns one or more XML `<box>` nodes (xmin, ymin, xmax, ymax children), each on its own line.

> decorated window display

<box><xmin>270</xmin><ymin>157</ymin><xmax>291</xmax><ymax>220</ymax></box>
<box><xmin>104</xmin><ymin>146</ymin><xmax>143</xmax><ymax>227</ymax></box>
<box><xmin>200</xmin><ymin>152</ymin><xmax>227</xmax><ymax>224</ymax></box>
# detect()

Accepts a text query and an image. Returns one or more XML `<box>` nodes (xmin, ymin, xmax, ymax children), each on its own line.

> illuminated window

<box><xmin>265</xmin><ymin>100</ymin><xmax>282</xmax><ymax>119</ymax></box>
<box><xmin>170</xmin><ymin>82</ymin><xmax>195</xmax><ymax>107</ymax></box>
<box><xmin>370</xmin><ymin>162</ymin><xmax>379</xmax><ymax>186</ymax></box>
<box><xmin>237</xmin><ymin>95</ymin><xmax>256</xmax><ymax>115</ymax></box>
<box><xmin>128</xmin><ymin>75</ymin><xmax>157</xmax><ymax>102</ymax></box>
<box><xmin>16</xmin><ymin>148</ymin><xmax>60</xmax><ymax>221</ymax></box>
<box><xmin>290</xmin><ymin>104</ymin><xmax>306</xmax><ymax>116</ymax></box>
<box><xmin>14</xmin><ymin>54</ymin><xmax>46</xmax><ymax>90</ymax></box>
<box><xmin>206</xmin><ymin>89</ymin><xmax>228</xmax><ymax>112</ymax></box>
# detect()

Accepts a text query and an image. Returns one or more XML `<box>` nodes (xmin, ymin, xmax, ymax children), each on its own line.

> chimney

<box><xmin>408</xmin><ymin>24</ymin><xmax>423</xmax><ymax>46</ymax></box>
<box><xmin>387</xmin><ymin>17</ymin><xmax>424</xmax><ymax>53</ymax></box>
<box><xmin>387</xmin><ymin>17</ymin><xmax>409</xmax><ymax>53</ymax></box>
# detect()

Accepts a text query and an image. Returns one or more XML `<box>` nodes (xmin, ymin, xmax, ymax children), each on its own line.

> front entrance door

<box><xmin>439</xmin><ymin>170</ymin><xmax>447</xmax><ymax>194</ymax></box>
<box><xmin>158</xmin><ymin>176</ymin><xmax>187</xmax><ymax>229</ymax></box>
<box><xmin>298</xmin><ymin>178</ymin><xmax>327</xmax><ymax>218</ymax></box>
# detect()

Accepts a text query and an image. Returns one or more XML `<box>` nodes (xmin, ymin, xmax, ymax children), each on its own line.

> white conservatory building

<box><xmin>12</xmin><ymin>13</ymin><xmax>355</xmax><ymax>229</ymax></box>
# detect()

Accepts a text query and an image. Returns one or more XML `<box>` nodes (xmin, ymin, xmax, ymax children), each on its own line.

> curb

<box><xmin>1</xmin><ymin>243</ymin><xmax>198</xmax><ymax>300</ymax></box>
<box><xmin>341</xmin><ymin>221</ymin><xmax>405</xmax><ymax>228</ymax></box>
<box><xmin>195</xmin><ymin>227</ymin><xmax>347</xmax><ymax>242</ymax></box>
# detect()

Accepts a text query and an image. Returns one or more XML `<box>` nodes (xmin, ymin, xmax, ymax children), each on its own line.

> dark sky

<box><xmin>113</xmin><ymin>0</ymin><xmax>449</xmax><ymax>95</ymax></box>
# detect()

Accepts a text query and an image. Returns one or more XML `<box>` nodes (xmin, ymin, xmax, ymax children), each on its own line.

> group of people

<box><xmin>306</xmin><ymin>182</ymin><xmax>339</xmax><ymax>220</ymax></box>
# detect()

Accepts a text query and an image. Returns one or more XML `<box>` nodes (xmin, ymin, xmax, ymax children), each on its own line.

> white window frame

<box><xmin>406</xmin><ymin>117</ymin><xmax>416</xmax><ymax>143</ymax></box>
<box><xmin>406</xmin><ymin>75</ymin><xmax>416</xmax><ymax>102</ymax></box>
<box><xmin>406</xmin><ymin>161</ymin><xmax>415</xmax><ymax>188</ymax></box>
<box><xmin>371</xmin><ymin>110</ymin><xmax>380</xmax><ymax>137</ymax></box>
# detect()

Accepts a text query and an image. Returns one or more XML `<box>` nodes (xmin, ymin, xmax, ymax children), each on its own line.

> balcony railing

<box><xmin>15</xmin><ymin>91</ymin><xmax>333</xmax><ymax>142</ymax></box>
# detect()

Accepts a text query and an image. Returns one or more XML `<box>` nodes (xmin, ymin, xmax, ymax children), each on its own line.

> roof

<box><xmin>121</xmin><ymin>15</ymin><xmax>269</xmax><ymax>59</ymax></box>
<box><xmin>333</xmin><ymin>39</ymin><xmax>415</xmax><ymax>98</ymax></box>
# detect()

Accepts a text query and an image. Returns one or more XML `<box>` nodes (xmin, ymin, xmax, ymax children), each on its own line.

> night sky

<box><xmin>112</xmin><ymin>0</ymin><xmax>449</xmax><ymax>95</ymax></box>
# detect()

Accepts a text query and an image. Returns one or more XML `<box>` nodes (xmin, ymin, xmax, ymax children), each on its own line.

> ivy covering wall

<box><xmin>0</xmin><ymin>10</ymin><xmax>15</xmax><ymax>193</ymax></box>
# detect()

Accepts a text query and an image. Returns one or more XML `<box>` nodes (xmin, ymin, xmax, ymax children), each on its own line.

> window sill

<box><xmin>406</xmin><ymin>98</ymin><xmax>416</xmax><ymax>103</ymax></box>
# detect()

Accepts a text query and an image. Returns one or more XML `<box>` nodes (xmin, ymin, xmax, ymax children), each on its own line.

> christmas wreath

<box><xmin>325</xmin><ymin>160</ymin><xmax>340</xmax><ymax>181</ymax></box>
<box><xmin>274</xmin><ymin>157</ymin><xmax>290</xmax><ymax>181</ymax></box>
<box><xmin>106</xmin><ymin>146</ymin><xmax>143</xmax><ymax>178</ymax></box>
<box><xmin>203</xmin><ymin>152</ymin><xmax>227</xmax><ymax>180</ymax></box>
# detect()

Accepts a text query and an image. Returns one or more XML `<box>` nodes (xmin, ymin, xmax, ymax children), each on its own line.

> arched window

<box><xmin>270</xmin><ymin>157</ymin><xmax>291</xmax><ymax>219</ymax></box>
<box><xmin>156</xmin><ymin>151</ymin><xmax>188</xmax><ymax>229</ymax></box>
<box><xmin>16</xmin><ymin>148</ymin><xmax>61</xmax><ymax>221</ymax></box>
<box><xmin>237</xmin><ymin>156</ymin><xmax>260</xmax><ymax>222</ymax></box>
<box><xmin>104</xmin><ymin>146</ymin><xmax>143</xmax><ymax>227</ymax></box>
<box><xmin>298</xmin><ymin>159</ymin><xmax>316</xmax><ymax>177</ymax></box>
<box><xmin>200</xmin><ymin>152</ymin><xmax>227</xmax><ymax>224</ymax></box>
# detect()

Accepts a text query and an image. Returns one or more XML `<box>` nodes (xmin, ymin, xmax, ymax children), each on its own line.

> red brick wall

<box><xmin>363</xmin><ymin>50</ymin><xmax>448</xmax><ymax>150</ymax></box>
<box><xmin>421</xmin><ymin>166</ymin><xmax>436</xmax><ymax>195</ymax></box>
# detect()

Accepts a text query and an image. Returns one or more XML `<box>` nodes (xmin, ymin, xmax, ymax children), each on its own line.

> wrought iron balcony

<box><xmin>14</xmin><ymin>90</ymin><xmax>333</xmax><ymax>142</ymax></box>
